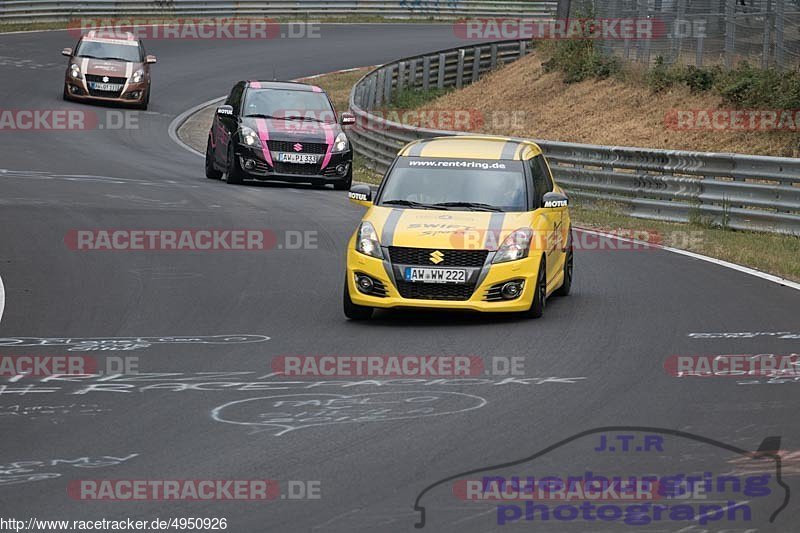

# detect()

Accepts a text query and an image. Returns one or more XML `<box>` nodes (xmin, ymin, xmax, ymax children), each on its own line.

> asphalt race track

<box><xmin>0</xmin><ymin>24</ymin><xmax>799</xmax><ymax>532</ymax></box>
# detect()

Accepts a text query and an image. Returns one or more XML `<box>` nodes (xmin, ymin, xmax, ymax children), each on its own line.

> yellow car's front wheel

<box><xmin>343</xmin><ymin>276</ymin><xmax>374</xmax><ymax>320</ymax></box>
<box><xmin>522</xmin><ymin>255</ymin><xmax>546</xmax><ymax>319</ymax></box>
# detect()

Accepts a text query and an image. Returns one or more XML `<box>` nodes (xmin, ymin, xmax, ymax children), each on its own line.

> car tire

<box><xmin>523</xmin><ymin>255</ymin><xmax>546</xmax><ymax>319</ymax></box>
<box><xmin>205</xmin><ymin>136</ymin><xmax>223</xmax><ymax>180</ymax></box>
<box><xmin>343</xmin><ymin>277</ymin><xmax>373</xmax><ymax>320</ymax></box>
<box><xmin>333</xmin><ymin>168</ymin><xmax>353</xmax><ymax>191</ymax></box>
<box><xmin>135</xmin><ymin>87</ymin><xmax>149</xmax><ymax>111</ymax></box>
<box><xmin>554</xmin><ymin>227</ymin><xmax>573</xmax><ymax>297</ymax></box>
<box><xmin>226</xmin><ymin>142</ymin><xmax>244</xmax><ymax>185</ymax></box>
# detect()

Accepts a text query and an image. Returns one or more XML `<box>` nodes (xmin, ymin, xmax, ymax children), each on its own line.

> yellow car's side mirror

<box><xmin>348</xmin><ymin>184</ymin><xmax>373</xmax><ymax>208</ymax></box>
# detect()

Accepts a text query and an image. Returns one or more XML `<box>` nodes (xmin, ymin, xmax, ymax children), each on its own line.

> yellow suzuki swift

<box><xmin>344</xmin><ymin>135</ymin><xmax>573</xmax><ymax>320</ymax></box>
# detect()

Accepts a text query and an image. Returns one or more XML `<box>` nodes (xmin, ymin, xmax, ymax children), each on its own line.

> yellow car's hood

<box><xmin>365</xmin><ymin>206</ymin><xmax>533</xmax><ymax>250</ymax></box>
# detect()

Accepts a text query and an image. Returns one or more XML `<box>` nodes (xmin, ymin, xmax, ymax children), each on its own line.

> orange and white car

<box><xmin>62</xmin><ymin>30</ymin><xmax>156</xmax><ymax>110</ymax></box>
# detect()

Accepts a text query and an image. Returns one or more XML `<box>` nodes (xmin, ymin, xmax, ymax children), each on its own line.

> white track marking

<box><xmin>0</xmin><ymin>273</ymin><xmax>5</xmax><ymax>326</ymax></box>
<box><xmin>576</xmin><ymin>228</ymin><xmax>800</xmax><ymax>291</ymax></box>
<box><xmin>167</xmin><ymin>95</ymin><xmax>225</xmax><ymax>157</ymax></box>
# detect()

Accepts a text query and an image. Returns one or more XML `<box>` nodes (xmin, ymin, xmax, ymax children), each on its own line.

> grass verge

<box><xmin>574</xmin><ymin>203</ymin><xmax>800</xmax><ymax>282</ymax></box>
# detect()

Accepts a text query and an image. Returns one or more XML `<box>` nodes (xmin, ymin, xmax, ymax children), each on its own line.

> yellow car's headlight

<box><xmin>355</xmin><ymin>221</ymin><xmax>383</xmax><ymax>259</ymax></box>
<box><xmin>493</xmin><ymin>228</ymin><xmax>532</xmax><ymax>264</ymax></box>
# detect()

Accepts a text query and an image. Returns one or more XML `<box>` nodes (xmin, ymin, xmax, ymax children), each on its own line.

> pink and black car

<box><xmin>205</xmin><ymin>80</ymin><xmax>355</xmax><ymax>189</ymax></box>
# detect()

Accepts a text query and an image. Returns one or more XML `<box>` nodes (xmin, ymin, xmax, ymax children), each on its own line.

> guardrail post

<box><xmin>384</xmin><ymin>64</ymin><xmax>394</xmax><ymax>104</ymax></box>
<box><xmin>375</xmin><ymin>70</ymin><xmax>384</xmax><ymax>107</ymax></box>
<box><xmin>397</xmin><ymin>61</ymin><xmax>406</xmax><ymax>95</ymax></box>
<box><xmin>354</xmin><ymin>84</ymin><xmax>363</xmax><ymax>109</ymax></box>
<box><xmin>456</xmin><ymin>49</ymin><xmax>465</xmax><ymax>89</ymax></box>
<box><xmin>408</xmin><ymin>58</ymin><xmax>418</xmax><ymax>89</ymax></box>
<box><xmin>518</xmin><ymin>40</ymin><xmax>528</xmax><ymax>57</ymax></box>
<box><xmin>367</xmin><ymin>77</ymin><xmax>377</xmax><ymax>110</ymax></box>
<box><xmin>422</xmin><ymin>56</ymin><xmax>431</xmax><ymax>90</ymax></box>
<box><xmin>490</xmin><ymin>43</ymin><xmax>498</xmax><ymax>68</ymax></box>
<box><xmin>437</xmin><ymin>53</ymin><xmax>446</xmax><ymax>89</ymax></box>
<box><xmin>471</xmin><ymin>46</ymin><xmax>481</xmax><ymax>82</ymax></box>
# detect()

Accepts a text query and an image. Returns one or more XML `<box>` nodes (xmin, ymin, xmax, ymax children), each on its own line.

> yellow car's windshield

<box><xmin>379</xmin><ymin>157</ymin><xmax>528</xmax><ymax>212</ymax></box>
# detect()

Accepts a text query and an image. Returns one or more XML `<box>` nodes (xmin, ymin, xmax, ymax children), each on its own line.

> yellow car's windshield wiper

<box><xmin>382</xmin><ymin>199</ymin><xmax>437</xmax><ymax>210</ymax></box>
<box><xmin>432</xmin><ymin>202</ymin><xmax>503</xmax><ymax>212</ymax></box>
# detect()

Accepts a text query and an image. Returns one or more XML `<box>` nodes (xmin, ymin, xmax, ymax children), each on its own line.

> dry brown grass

<box><xmin>417</xmin><ymin>53</ymin><xmax>799</xmax><ymax>157</ymax></box>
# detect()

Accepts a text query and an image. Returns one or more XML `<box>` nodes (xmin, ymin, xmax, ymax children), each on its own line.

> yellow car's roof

<box><xmin>398</xmin><ymin>135</ymin><xmax>543</xmax><ymax>160</ymax></box>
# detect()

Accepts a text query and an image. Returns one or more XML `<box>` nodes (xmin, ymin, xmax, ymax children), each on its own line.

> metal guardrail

<box><xmin>348</xmin><ymin>40</ymin><xmax>800</xmax><ymax>235</ymax></box>
<box><xmin>0</xmin><ymin>0</ymin><xmax>558</xmax><ymax>23</ymax></box>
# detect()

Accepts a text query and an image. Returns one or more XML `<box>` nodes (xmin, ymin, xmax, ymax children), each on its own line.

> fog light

<box><xmin>128</xmin><ymin>90</ymin><xmax>140</xmax><ymax>99</ymax></box>
<box><xmin>336</xmin><ymin>163</ymin><xmax>349</xmax><ymax>176</ymax></box>
<box><xmin>356</xmin><ymin>274</ymin><xmax>374</xmax><ymax>294</ymax></box>
<box><xmin>501</xmin><ymin>281</ymin><xmax>524</xmax><ymax>299</ymax></box>
<box><xmin>244</xmin><ymin>159</ymin><xmax>256</xmax><ymax>170</ymax></box>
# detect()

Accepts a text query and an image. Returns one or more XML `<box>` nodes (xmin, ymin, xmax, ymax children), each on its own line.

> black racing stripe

<box><xmin>484</xmin><ymin>212</ymin><xmax>506</xmax><ymax>249</ymax></box>
<box><xmin>499</xmin><ymin>140</ymin><xmax>520</xmax><ymax>160</ymax></box>
<box><xmin>381</xmin><ymin>208</ymin><xmax>404</xmax><ymax>246</ymax></box>
<box><xmin>406</xmin><ymin>141</ymin><xmax>426</xmax><ymax>157</ymax></box>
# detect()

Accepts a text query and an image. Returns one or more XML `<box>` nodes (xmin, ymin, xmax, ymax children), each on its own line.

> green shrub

<box><xmin>716</xmin><ymin>63</ymin><xmax>800</xmax><ymax>109</ymax></box>
<box><xmin>646</xmin><ymin>56</ymin><xmax>674</xmax><ymax>92</ymax></box>
<box><xmin>640</xmin><ymin>58</ymin><xmax>798</xmax><ymax>109</ymax></box>
<box><xmin>390</xmin><ymin>87</ymin><xmax>451</xmax><ymax>110</ymax></box>
<box><xmin>542</xmin><ymin>39</ymin><xmax>620</xmax><ymax>83</ymax></box>
<box><xmin>680</xmin><ymin>65</ymin><xmax>720</xmax><ymax>93</ymax></box>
